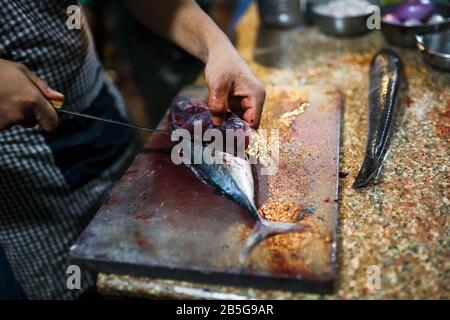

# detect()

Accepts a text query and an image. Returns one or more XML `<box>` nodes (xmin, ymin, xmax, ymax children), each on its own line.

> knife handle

<box><xmin>49</xmin><ymin>99</ymin><xmax>64</xmax><ymax>110</ymax></box>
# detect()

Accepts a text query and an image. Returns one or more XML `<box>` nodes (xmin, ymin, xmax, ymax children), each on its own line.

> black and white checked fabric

<box><xmin>0</xmin><ymin>1</ymin><xmax>133</xmax><ymax>299</ymax></box>
<box><xmin>0</xmin><ymin>0</ymin><xmax>104</xmax><ymax>112</ymax></box>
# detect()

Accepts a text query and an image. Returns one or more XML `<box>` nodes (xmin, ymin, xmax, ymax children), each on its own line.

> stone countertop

<box><xmin>97</xmin><ymin>5</ymin><xmax>449</xmax><ymax>299</ymax></box>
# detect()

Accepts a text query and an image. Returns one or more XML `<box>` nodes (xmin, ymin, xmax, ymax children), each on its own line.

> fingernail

<box><xmin>48</xmin><ymin>87</ymin><xmax>64</xmax><ymax>97</ymax></box>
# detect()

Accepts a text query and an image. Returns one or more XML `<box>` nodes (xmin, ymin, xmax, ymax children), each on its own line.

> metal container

<box><xmin>416</xmin><ymin>30</ymin><xmax>450</xmax><ymax>72</ymax></box>
<box><xmin>380</xmin><ymin>3</ymin><xmax>450</xmax><ymax>48</ymax></box>
<box><xmin>312</xmin><ymin>0</ymin><xmax>375</xmax><ymax>37</ymax></box>
<box><xmin>313</xmin><ymin>11</ymin><xmax>372</xmax><ymax>37</ymax></box>
<box><xmin>258</xmin><ymin>0</ymin><xmax>313</xmax><ymax>28</ymax></box>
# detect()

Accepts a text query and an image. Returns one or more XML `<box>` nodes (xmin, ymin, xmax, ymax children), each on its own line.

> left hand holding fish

<box><xmin>205</xmin><ymin>43</ymin><xmax>266</xmax><ymax>129</ymax></box>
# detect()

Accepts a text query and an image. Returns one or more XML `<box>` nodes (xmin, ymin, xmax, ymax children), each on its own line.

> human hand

<box><xmin>205</xmin><ymin>45</ymin><xmax>265</xmax><ymax>129</ymax></box>
<box><xmin>0</xmin><ymin>59</ymin><xmax>63</xmax><ymax>131</ymax></box>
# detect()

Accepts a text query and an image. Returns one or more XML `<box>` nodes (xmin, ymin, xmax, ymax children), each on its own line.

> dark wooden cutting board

<box><xmin>70</xmin><ymin>85</ymin><xmax>341</xmax><ymax>293</ymax></box>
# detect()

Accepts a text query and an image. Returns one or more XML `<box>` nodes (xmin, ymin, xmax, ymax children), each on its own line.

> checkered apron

<box><xmin>0</xmin><ymin>1</ymin><xmax>133</xmax><ymax>299</ymax></box>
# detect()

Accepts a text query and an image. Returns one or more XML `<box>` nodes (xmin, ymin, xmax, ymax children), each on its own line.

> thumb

<box><xmin>22</xmin><ymin>68</ymin><xmax>64</xmax><ymax>101</ymax></box>
<box><xmin>207</xmin><ymin>76</ymin><xmax>232</xmax><ymax>126</ymax></box>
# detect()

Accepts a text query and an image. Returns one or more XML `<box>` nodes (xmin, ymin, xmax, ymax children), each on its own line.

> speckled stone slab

<box><xmin>95</xmin><ymin>4</ymin><xmax>449</xmax><ymax>299</ymax></box>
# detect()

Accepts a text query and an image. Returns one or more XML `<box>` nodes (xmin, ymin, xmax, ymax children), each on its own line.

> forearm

<box><xmin>122</xmin><ymin>0</ymin><xmax>233</xmax><ymax>63</ymax></box>
<box><xmin>122</xmin><ymin>0</ymin><xmax>265</xmax><ymax>128</ymax></box>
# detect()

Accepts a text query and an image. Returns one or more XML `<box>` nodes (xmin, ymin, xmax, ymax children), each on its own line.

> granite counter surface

<box><xmin>97</xmin><ymin>5</ymin><xmax>449</xmax><ymax>299</ymax></box>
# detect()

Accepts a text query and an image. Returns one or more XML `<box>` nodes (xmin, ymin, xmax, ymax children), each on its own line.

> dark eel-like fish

<box><xmin>353</xmin><ymin>49</ymin><xmax>403</xmax><ymax>189</ymax></box>
<box><xmin>169</xmin><ymin>97</ymin><xmax>308</xmax><ymax>262</ymax></box>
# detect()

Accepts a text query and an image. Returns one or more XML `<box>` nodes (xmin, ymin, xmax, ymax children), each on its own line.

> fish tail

<box><xmin>238</xmin><ymin>220</ymin><xmax>309</xmax><ymax>263</ymax></box>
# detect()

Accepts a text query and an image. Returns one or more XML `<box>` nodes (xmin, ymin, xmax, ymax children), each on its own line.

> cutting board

<box><xmin>70</xmin><ymin>85</ymin><xmax>341</xmax><ymax>293</ymax></box>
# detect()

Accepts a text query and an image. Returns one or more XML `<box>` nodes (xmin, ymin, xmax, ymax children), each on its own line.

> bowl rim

<box><xmin>312</xmin><ymin>11</ymin><xmax>372</xmax><ymax>19</ymax></box>
<box><xmin>312</xmin><ymin>2</ymin><xmax>374</xmax><ymax>19</ymax></box>
<box><xmin>380</xmin><ymin>2</ymin><xmax>450</xmax><ymax>28</ymax></box>
<box><xmin>416</xmin><ymin>32</ymin><xmax>450</xmax><ymax>59</ymax></box>
<box><xmin>381</xmin><ymin>18</ymin><xmax>450</xmax><ymax>28</ymax></box>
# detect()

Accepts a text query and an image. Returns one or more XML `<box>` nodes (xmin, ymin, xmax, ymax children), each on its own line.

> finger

<box><xmin>0</xmin><ymin>119</ymin><xmax>14</xmax><ymax>131</ymax></box>
<box><xmin>21</xmin><ymin>65</ymin><xmax>64</xmax><ymax>101</ymax></box>
<box><xmin>228</xmin><ymin>95</ymin><xmax>244</xmax><ymax>118</ymax></box>
<box><xmin>15</xmin><ymin>104</ymin><xmax>37</xmax><ymax>128</ymax></box>
<box><xmin>241</xmin><ymin>96</ymin><xmax>258</xmax><ymax>127</ymax></box>
<box><xmin>17</xmin><ymin>117</ymin><xmax>38</xmax><ymax>128</ymax></box>
<box><xmin>33</xmin><ymin>93</ymin><xmax>60</xmax><ymax>132</ymax></box>
<box><xmin>235</xmin><ymin>87</ymin><xmax>265</xmax><ymax>129</ymax></box>
<box><xmin>207</xmin><ymin>75</ymin><xmax>232</xmax><ymax>126</ymax></box>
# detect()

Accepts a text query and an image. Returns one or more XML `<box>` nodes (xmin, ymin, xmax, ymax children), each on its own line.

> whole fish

<box><xmin>169</xmin><ymin>97</ymin><xmax>308</xmax><ymax>262</ymax></box>
<box><xmin>353</xmin><ymin>49</ymin><xmax>403</xmax><ymax>189</ymax></box>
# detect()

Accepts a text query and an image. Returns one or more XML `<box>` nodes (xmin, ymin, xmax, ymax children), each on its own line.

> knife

<box><xmin>49</xmin><ymin>99</ymin><xmax>170</xmax><ymax>134</ymax></box>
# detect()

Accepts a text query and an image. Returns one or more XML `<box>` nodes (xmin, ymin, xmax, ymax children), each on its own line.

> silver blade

<box><xmin>57</xmin><ymin>109</ymin><xmax>170</xmax><ymax>134</ymax></box>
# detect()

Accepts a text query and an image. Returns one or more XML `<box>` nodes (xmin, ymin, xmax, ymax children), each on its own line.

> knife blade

<box><xmin>49</xmin><ymin>99</ymin><xmax>170</xmax><ymax>134</ymax></box>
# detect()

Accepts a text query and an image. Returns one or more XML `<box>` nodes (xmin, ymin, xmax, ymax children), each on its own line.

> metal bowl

<box><xmin>258</xmin><ymin>0</ymin><xmax>314</xmax><ymax>28</ymax></box>
<box><xmin>380</xmin><ymin>3</ymin><xmax>450</xmax><ymax>48</ymax></box>
<box><xmin>416</xmin><ymin>30</ymin><xmax>450</xmax><ymax>72</ymax></box>
<box><xmin>313</xmin><ymin>11</ymin><xmax>372</xmax><ymax>37</ymax></box>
